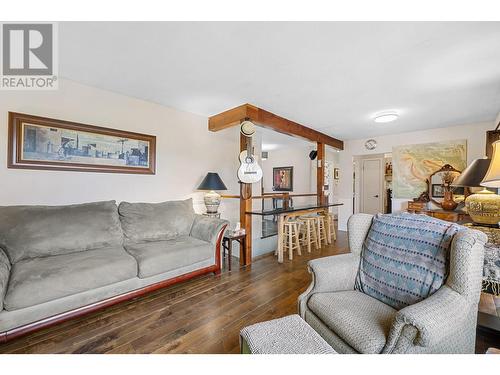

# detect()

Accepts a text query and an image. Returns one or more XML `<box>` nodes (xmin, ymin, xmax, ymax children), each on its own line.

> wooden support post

<box><xmin>317</xmin><ymin>142</ymin><xmax>325</xmax><ymax>205</ymax></box>
<box><xmin>240</xmin><ymin>133</ymin><xmax>252</xmax><ymax>266</ymax></box>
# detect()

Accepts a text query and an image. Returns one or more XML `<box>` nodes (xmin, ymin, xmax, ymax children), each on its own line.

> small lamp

<box><xmin>453</xmin><ymin>157</ymin><xmax>500</xmax><ymax>225</ymax></box>
<box><xmin>482</xmin><ymin>141</ymin><xmax>500</xmax><ymax>187</ymax></box>
<box><xmin>197</xmin><ymin>173</ymin><xmax>228</xmax><ymax>214</ymax></box>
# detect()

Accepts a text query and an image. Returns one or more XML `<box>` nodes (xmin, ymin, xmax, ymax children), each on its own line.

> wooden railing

<box><xmin>221</xmin><ymin>193</ymin><xmax>317</xmax><ymax>199</ymax></box>
<box><xmin>221</xmin><ymin>192</ymin><xmax>318</xmax><ymax>211</ymax></box>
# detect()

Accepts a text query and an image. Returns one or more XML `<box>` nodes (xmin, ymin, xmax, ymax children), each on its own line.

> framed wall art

<box><xmin>431</xmin><ymin>184</ymin><xmax>445</xmax><ymax>198</ymax></box>
<box><xmin>334</xmin><ymin>168</ymin><xmax>339</xmax><ymax>180</ymax></box>
<box><xmin>392</xmin><ymin>139</ymin><xmax>467</xmax><ymax>199</ymax></box>
<box><xmin>8</xmin><ymin>112</ymin><xmax>156</xmax><ymax>174</ymax></box>
<box><xmin>272</xmin><ymin>166</ymin><xmax>293</xmax><ymax>191</ymax></box>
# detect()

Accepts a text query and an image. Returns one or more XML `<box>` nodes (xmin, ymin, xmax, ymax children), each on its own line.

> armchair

<box><xmin>298</xmin><ymin>213</ymin><xmax>488</xmax><ymax>354</ymax></box>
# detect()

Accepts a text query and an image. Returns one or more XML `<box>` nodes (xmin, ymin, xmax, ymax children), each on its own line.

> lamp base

<box><xmin>204</xmin><ymin>190</ymin><xmax>221</xmax><ymax>214</ymax></box>
<box><xmin>465</xmin><ymin>189</ymin><xmax>500</xmax><ymax>225</ymax></box>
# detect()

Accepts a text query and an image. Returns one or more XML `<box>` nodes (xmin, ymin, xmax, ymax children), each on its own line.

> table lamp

<box><xmin>482</xmin><ymin>141</ymin><xmax>500</xmax><ymax>187</ymax></box>
<box><xmin>197</xmin><ymin>172</ymin><xmax>228</xmax><ymax>214</ymax></box>
<box><xmin>453</xmin><ymin>157</ymin><xmax>500</xmax><ymax>225</ymax></box>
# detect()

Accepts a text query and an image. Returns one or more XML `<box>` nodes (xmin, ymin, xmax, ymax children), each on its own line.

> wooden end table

<box><xmin>406</xmin><ymin>207</ymin><xmax>470</xmax><ymax>223</ymax></box>
<box><xmin>222</xmin><ymin>232</ymin><xmax>246</xmax><ymax>271</ymax></box>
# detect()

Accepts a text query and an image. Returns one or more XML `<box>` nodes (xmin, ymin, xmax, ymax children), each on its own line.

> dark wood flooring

<box><xmin>0</xmin><ymin>231</ymin><xmax>498</xmax><ymax>353</ymax></box>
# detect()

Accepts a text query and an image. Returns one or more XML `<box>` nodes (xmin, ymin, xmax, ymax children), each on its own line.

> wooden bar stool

<box><xmin>298</xmin><ymin>216</ymin><xmax>319</xmax><ymax>252</ymax></box>
<box><xmin>283</xmin><ymin>220</ymin><xmax>301</xmax><ymax>260</ymax></box>
<box><xmin>320</xmin><ymin>212</ymin><xmax>337</xmax><ymax>244</ymax></box>
<box><xmin>326</xmin><ymin>212</ymin><xmax>336</xmax><ymax>243</ymax></box>
<box><xmin>315</xmin><ymin>215</ymin><xmax>328</xmax><ymax>248</ymax></box>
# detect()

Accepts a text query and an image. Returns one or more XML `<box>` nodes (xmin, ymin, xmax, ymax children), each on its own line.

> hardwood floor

<box><xmin>0</xmin><ymin>231</ymin><xmax>497</xmax><ymax>353</ymax></box>
<box><xmin>0</xmin><ymin>233</ymin><xmax>349</xmax><ymax>354</ymax></box>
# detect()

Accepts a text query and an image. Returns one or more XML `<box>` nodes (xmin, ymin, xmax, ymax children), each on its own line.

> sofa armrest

<box><xmin>0</xmin><ymin>248</ymin><xmax>11</xmax><ymax>311</ymax></box>
<box><xmin>298</xmin><ymin>253</ymin><xmax>360</xmax><ymax>317</ymax></box>
<box><xmin>190</xmin><ymin>214</ymin><xmax>229</xmax><ymax>245</ymax></box>
<box><xmin>384</xmin><ymin>286</ymin><xmax>469</xmax><ymax>353</ymax></box>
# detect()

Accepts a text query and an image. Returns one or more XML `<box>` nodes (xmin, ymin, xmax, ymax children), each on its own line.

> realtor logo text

<box><xmin>1</xmin><ymin>23</ymin><xmax>58</xmax><ymax>90</ymax></box>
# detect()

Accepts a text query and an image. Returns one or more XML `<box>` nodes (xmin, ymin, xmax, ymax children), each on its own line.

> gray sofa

<box><xmin>298</xmin><ymin>213</ymin><xmax>487</xmax><ymax>354</ymax></box>
<box><xmin>0</xmin><ymin>199</ymin><xmax>228</xmax><ymax>343</ymax></box>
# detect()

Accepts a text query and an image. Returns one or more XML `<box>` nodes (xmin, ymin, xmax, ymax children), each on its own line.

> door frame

<box><xmin>359</xmin><ymin>156</ymin><xmax>385</xmax><ymax>215</ymax></box>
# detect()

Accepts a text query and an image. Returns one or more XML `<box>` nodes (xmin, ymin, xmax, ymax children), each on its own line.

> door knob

<box><xmin>374</xmin><ymin>195</ymin><xmax>379</xmax><ymax>198</ymax></box>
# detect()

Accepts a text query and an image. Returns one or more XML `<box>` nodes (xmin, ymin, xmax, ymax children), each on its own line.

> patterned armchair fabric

<box><xmin>298</xmin><ymin>213</ymin><xmax>488</xmax><ymax>354</ymax></box>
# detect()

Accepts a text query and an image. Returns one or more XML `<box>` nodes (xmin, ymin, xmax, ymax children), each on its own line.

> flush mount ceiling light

<box><xmin>373</xmin><ymin>111</ymin><xmax>399</xmax><ymax>123</ymax></box>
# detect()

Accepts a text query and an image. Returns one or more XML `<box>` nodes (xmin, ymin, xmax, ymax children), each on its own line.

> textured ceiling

<box><xmin>59</xmin><ymin>22</ymin><xmax>500</xmax><ymax>140</ymax></box>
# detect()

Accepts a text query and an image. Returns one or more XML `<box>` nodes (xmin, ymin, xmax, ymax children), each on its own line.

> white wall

<box><xmin>260</xmin><ymin>145</ymin><xmax>341</xmax><ymax>209</ymax></box>
<box><xmin>0</xmin><ymin>79</ymin><xmax>241</xmax><ymax>228</ymax></box>
<box><xmin>337</xmin><ymin>121</ymin><xmax>494</xmax><ymax>231</ymax></box>
<box><xmin>261</xmin><ymin>145</ymin><xmax>316</xmax><ymax>207</ymax></box>
<box><xmin>249</xmin><ymin>144</ymin><xmax>342</xmax><ymax>257</ymax></box>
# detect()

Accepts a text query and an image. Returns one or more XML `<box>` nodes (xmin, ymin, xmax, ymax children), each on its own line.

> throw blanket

<box><xmin>483</xmin><ymin>243</ymin><xmax>500</xmax><ymax>296</ymax></box>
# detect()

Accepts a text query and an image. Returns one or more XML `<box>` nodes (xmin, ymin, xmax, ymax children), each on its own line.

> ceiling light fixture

<box><xmin>373</xmin><ymin>111</ymin><xmax>399</xmax><ymax>123</ymax></box>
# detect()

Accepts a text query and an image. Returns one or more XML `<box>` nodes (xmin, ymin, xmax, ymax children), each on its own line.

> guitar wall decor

<box><xmin>237</xmin><ymin>120</ymin><xmax>263</xmax><ymax>184</ymax></box>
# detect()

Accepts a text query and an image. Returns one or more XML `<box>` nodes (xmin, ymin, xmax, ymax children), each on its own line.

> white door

<box><xmin>361</xmin><ymin>158</ymin><xmax>383</xmax><ymax>215</ymax></box>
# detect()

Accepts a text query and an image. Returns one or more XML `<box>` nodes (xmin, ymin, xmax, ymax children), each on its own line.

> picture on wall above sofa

<box><xmin>392</xmin><ymin>139</ymin><xmax>467</xmax><ymax>198</ymax></box>
<box><xmin>8</xmin><ymin>112</ymin><xmax>156</xmax><ymax>174</ymax></box>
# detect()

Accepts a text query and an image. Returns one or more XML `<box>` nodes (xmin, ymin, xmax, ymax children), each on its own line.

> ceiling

<box><xmin>59</xmin><ymin>22</ymin><xmax>500</xmax><ymax>140</ymax></box>
<box><xmin>258</xmin><ymin>127</ymin><xmax>314</xmax><ymax>151</ymax></box>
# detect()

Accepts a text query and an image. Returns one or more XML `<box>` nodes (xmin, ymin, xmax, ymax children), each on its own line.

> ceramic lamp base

<box><xmin>204</xmin><ymin>190</ymin><xmax>221</xmax><ymax>214</ymax></box>
<box><xmin>466</xmin><ymin>189</ymin><xmax>500</xmax><ymax>225</ymax></box>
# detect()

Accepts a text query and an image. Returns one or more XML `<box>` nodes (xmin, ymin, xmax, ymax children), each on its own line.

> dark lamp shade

<box><xmin>197</xmin><ymin>173</ymin><xmax>227</xmax><ymax>191</ymax></box>
<box><xmin>452</xmin><ymin>158</ymin><xmax>490</xmax><ymax>187</ymax></box>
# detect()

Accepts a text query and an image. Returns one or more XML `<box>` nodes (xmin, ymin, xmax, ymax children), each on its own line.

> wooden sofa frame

<box><xmin>0</xmin><ymin>224</ymin><xmax>228</xmax><ymax>344</ymax></box>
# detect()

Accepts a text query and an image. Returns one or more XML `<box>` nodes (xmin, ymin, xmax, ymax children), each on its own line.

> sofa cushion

<box><xmin>124</xmin><ymin>236</ymin><xmax>213</xmax><ymax>278</ymax></box>
<box><xmin>4</xmin><ymin>247</ymin><xmax>137</xmax><ymax>311</ymax></box>
<box><xmin>119</xmin><ymin>199</ymin><xmax>195</xmax><ymax>244</ymax></box>
<box><xmin>308</xmin><ymin>290</ymin><xmax>396</xmax><ymax>354</ymax></box>
<box><xmin>0</xmin><ymin>201</ymin><xmax>123</xmax><ymax>263</ymax></box>
<box><xmin>355</xmin><ymin>213</ymin><xmax>460</xmax><ymax>310</ymax></box>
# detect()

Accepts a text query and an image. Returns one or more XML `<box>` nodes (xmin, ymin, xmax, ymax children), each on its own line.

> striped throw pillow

<box><xmin>355</xmin><ymin>213</ymin><xmax>460</xmax><ymax>310</ymax></box>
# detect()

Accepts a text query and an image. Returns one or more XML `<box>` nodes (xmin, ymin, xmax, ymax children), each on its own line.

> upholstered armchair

<box><xmin>298</xmin><ymin>213</ymin><xmax>488</xmax><ymax>354</ymax></box>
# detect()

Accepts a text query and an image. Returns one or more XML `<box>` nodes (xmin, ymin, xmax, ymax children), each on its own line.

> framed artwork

<box><xmin>392</xmin><ymin>139</ymin><xmax>467</xmax><ymax>198</ymax></box>
<box><xmin>8</xmin><ymin>112</ymin><xmax>156</xmax><ymax>174</ymax></box>
<box><xmin>273</xmin><ymin>166</ymin><xmax>293</xmax><ymax>191</ymax></box>
<box><xmin>453</xmin><ymin>187</ymin><xmax>465</xmax><ymax>196</ymax></box>
<box><xmin>431</xmin><ymin>184</ymin><xmax>445</xmax><ymax>198</ymax></box>
<box><xmin>334</xmin><ymin>168</ymin><xmax>339</xmax><ymax>180</ymax></box>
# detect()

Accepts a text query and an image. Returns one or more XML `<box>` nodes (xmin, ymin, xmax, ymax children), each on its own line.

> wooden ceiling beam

<box><xmin>208</xmin><ymin>103</ymin><xmax>344</xmax><ymax>150</ymax></box>
<box><xmin>207</xmin><ymin>104</ymin><xmax>250</xmax><ymax>132</ymax></box>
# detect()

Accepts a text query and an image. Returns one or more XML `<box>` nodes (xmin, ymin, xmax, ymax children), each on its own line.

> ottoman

<box><xmin>239</xmin><ymin>314</ymin><xmax>336</xmax><ymax>354</ymax></box>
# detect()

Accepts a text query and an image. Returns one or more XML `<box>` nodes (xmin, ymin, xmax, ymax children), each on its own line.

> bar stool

<box><xmin>298</xmin><ymin>216</ymin><xmax>319</xmax><ymax>252</ymax></box>
<box><xmin>315</xmin><ymin>215</ymin><xmax>328</xmax><ymax>248</ymax></box>
<box><xmin>283</xmin><ymin>220</ymin><xmax>302</xmax><ymax>260</ymax></box>
<box><xmin>326</xmin><ymin>212</ymin><xmax>337</xmax><ymax>243</ymax></box>
<box><xmin>319</xmin><ymin>212</ymin><xmax>337</xmax><ymax>244</ymax></box>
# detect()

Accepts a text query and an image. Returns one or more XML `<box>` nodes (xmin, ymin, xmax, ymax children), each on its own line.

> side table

<box><xmin>406</xmin><ymin>208</ymin><xmax>470</xmax><ymax>223</ymax></box>
<box><xmin>222</xmin><ymin>232</ymin><xmax>246</xmax><ymax>271</ymax></box>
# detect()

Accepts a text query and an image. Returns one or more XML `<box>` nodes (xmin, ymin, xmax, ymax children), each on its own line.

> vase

<box><xmin>441</xmin><ymin>191</ymin><xmax>458</xmax><ymax>211</ymax></box>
